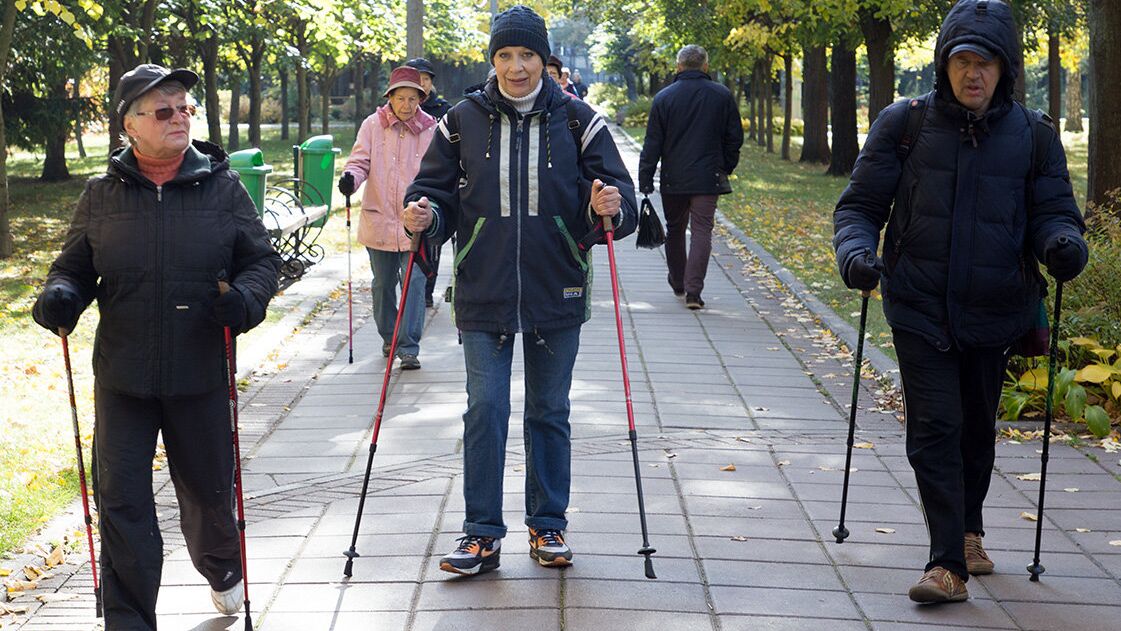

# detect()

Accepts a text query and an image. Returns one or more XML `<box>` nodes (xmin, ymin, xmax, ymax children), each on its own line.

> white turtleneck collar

<box><xmin>498</xmin><ymin>79</ymin><xmax>543</xmax><ymax>114</ymax></box>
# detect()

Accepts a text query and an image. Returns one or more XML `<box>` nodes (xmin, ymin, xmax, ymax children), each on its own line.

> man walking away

<box><xmin>639</xmin><ymin>44</ymin><xmax>744</xmax><ymax>309</ymax></box>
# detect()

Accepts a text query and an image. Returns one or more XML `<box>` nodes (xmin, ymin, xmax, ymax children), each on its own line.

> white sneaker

<box><xmin>210</xmin><ymin>580</ymin><xmax>244</xmax><ymax>615</ymax></box>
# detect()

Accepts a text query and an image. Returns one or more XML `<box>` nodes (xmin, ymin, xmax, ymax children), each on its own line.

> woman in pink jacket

<box><xmin>338</xmin><ymin>66</ymin><xmax>437</xmax><ymax>369</ymax></box>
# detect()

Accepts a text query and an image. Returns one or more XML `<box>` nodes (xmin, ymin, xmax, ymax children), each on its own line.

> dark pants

<box><xmin>894</xmin><ymin>329</ymin><xmax>1009</xmax><ymax>581</ymax></box>
<box><xmin>662</xmin><ymin>193</ymin><xmax>719</xmax><ymax>296</ymax></box>
<box><xmin>93</xmin><ymin>383</ymin><xmax>242</xmax><ymax>630</ymax></box>
<box><xmin>424</xmin><ymin>240</ymin><xmax>442</xmax><ymax>303</ymax></box>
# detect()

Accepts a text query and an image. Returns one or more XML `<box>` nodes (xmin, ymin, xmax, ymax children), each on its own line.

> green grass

<box><xmin>624</xmin><ymin>126</ymin><xmax>646</xmax><ymax>145</ymax></box>
<box><xmin>0</xmin><ymin>122</ymin><xmax>357</xmax><ymax>557</ymax></box>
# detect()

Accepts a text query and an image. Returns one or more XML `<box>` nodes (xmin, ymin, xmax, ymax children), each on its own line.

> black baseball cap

<box><xmin>113</xmin><ymin>64</ymin><xmax>199</xmax><ymax>122</ymax></box>
<box><xmin>947</xmin><ymin>42</ymin><xmax>995</xmax><ymax>62</ymax></box>
<box><xmin>405</xmin><ymin>57</ymin><xmax>436</xmax><ymax>78</ymax></box>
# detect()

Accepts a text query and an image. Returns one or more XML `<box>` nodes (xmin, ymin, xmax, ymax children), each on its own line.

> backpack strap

<box><xmin>564</xmin><ymin>97</ymin><xmax>583</xmax><ymax>157</ymax></box>
<box><xmin>896</xmin><ymin>92</ymin><xmax>932</xmax><ymax>164</ymax></box>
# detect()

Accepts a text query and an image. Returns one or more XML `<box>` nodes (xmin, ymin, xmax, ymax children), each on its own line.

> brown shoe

<box><xmin>908</xmin><ymin>566</ymin><xmax>969</xmax><ymax>604</ymax></box>
<box><xmin>964</xmin><ymin>532</ymin><xmax>994</xmax><ymax>575</ymax></box>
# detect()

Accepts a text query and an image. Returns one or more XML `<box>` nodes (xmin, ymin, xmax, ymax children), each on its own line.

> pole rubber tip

<box><xmin>638</xmin><ymin>547</ymin><xmax>657</xmax><ymax>579</ymax></box>
<box><xmin>244</xmin><ymin>610</ymin><xmax>253</xmax><ymax>630</ymax></box>
<box><xmin>833</xmin><ymin>526</ymin><xmax>849</xmax><ymax>543</ymax></box>
<box><xmin>95</xmin><ymin>592</ymin><xmax>103</xmax><ymax>618</ymax></box>
<box><xmin>1027</xmin><ymin>562</ymin><xmax>1045</xmax><ymax>582</ymax></box>
<box><xmin>343</xmin><ymin>558</ymin><xmax>354</xmax><ymax>578</ymax></box>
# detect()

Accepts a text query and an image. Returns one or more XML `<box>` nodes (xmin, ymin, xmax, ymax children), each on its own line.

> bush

<box><xmin>740</xmin><ymin>115</ymin><xmax>804</xmax><ymax>138</ymax></box>
<box><xmin>587</xmin><ymin>83</ymin><xmax>628</xmax><ymax>115</ymax></box>
<box><xmin>623</xmin><ymin>96</ymin><xmax>653</xmax><ymax>128</ymax></box>
<box><xmin>1062</xmin><ymin>211</ymin><xmax>1121</xmax><ymax>349</ymax></box>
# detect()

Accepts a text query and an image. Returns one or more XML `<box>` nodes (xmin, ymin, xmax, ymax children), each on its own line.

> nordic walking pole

<box><xmin>601</xmin><ymin>208</ymin><xmax>658</xmax><ymax>579</ymax></box>
<box><xmin>346</xmin><ymin>193</ymin><xmax>354</xmax><ymax>364</ymax></box>
<box><xmin>1029</xmin><ymin>278</ymin><xmax>1064</xmax><ymax>582</ymax></box>
<box><xmin>218</xmin><ymin>281</ymin><xmax>253</xmax><ymax>630</ymax></box>
<box><xmin>343</xmin><ymin>231</ymin><xmax>423</xmax><ymax>577</ymax></box>
<box><xmin>833</xmin><ymin>289</ymin><xmax>871</xmax><ymax>544</ymax></box>
<box><xmin>60</xmin><ymin>331</ymin><xmax>102</xmax><ymax>618</ymax></box>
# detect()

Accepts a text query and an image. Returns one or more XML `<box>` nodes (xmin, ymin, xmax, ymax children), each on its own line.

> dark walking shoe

<box><xmin>528</xmin><ymin>528</ymin><xmax>573</xmax><ymax>567</ymax></box>
<box><xmin>685</xmin><ymin>294</ymin><xmax>705</xmax><ymax>310</ymax></box>
<box><xmin>439</xmin><ymin>535</ymin><xmax>501</xmax><ymax>576</ymax></box>
<box><xmin>667</xmin><ymin>273</ymin><xmax>685</xmax><ymax>298</ymax></box>
<box><xmin>908</xmin><ymin>567</ymin><xmax>969</xmax><ymax>604</ymax></box>
<box><xmin>964</xmin><ymin>532</ymin><xmax>994</xmax><ymax>575</ymax></box>
<box><xmin>399</xmin><ymin>354</ymin><xmax>421</xmax><ymax>370</ymax></box>
<box><xmin>425</xmin><ymin>294</ymin><xmax>435</xmax><ymax>308</ymax></box>
<box><xmin>382</xmin><ymin>342</ymin><xmax>391</xmax><ymax>358</ymax></box>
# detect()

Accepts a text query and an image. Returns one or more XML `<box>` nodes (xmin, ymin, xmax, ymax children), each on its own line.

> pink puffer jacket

<box><xmin>343</xmin><ymin>104</ymin><xmax>436</xmax><ymax>251</ymax></box>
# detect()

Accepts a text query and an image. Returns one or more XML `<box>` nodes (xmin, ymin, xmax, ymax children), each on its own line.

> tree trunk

<box><xmin>1048</xmin><ymin>24</ymin><xmax>1061</xmax><ymax>125</ymax></box>
<box><xmin>280</xmin><ymin>66</ymin><xmax>289</xmax><ymax>140</ymax></box>
<box><xmin>747</xmin><ymin>70</ymin><xmax>756</xmax><ymax>141</ymax></box>
<box><xmin>247</xmin><ymin>43</ymin><xmax>263</xmax><ymax>147</ymax></box>
<box><xmin>827</xmin><ymin>41</ymin><xmax>859</xmax><ymax>176</ymax></box>
<box><xmin>623</xmin><ymin>66</ymin><xmax>638</xmax><ymax>102</ymax></box>
<box><xmin>72</xmin><ymin>79</ymin><xmax>86</xmax><ymax>158</ymax></box>
<box><xmin>1065</xmin><ymin>64</ymin><xmax>1083</xmax><ymax>132</ymax></box>
<box><xmin>228</xmin><ymin>75</ymin><xmax>241</xmax><ymax>151</ymax></box>
<box><xmin>756</xmin><ymin>62</ymin><xmax>766</xmax><ymax>148</ymax></box>
<box><xmin>297</xmin><ymin>56</ymin><xmax>310</xmax><ymax>140</ymax></box>
<box><xmin>369</xmin><ymin>58</ymin><xmax>381</xmax><ymax>113</ymax></box>
<box><xmin>407</xmin><ymin>0</ymin><xmax>424</xmax><ymax>58</ymax></box>
<box><xmin>321</xmin><ymin>75</ymin><xmax>331</xmax><ymax>135</ymax></box>
<box><xmin>861</xmin><ymin>10</ymin><xmax>895</xmax><ymax>126</ymax></box>
<box><xmin>765</xmin><ymin>60</ymin><xmax>774</xmax><ymax>154</ymax></box>
<box><xmin>41</xmin><ymin>80</ymin><xmax>70</xmax><ymax>181</ymax></box>
<box><xmin>800</xmin><ymin>45</ymin><xmax>830</xmax><ymax>164</ymax></box>
<box><xmin>354</xmin><ymin>57</ymin><xmax>365</xmax><ymax>136</ymax></box>
<box><xmin>782</xmin><ymin>54</ymin><xmax>792</xmax><ymax>161</ymax></box>
<box><xmin>1087</xmin><ymin>0</ymin><xmax>1121</xmax><ymax>211</ymax></box>
<box><xmin>0</xmin><ymin>0</ymin><xmax>18</xmax><ymax>258</ymax></box>
<box><xmin>203</xmin><ymin>36</ymin><xmax>221</xmax><ymax>144</ymax></box>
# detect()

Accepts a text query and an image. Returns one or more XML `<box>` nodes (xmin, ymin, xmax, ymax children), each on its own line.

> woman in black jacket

<box><xmin>32</xmin><ymin>64</ymin><xmax>280</xmax><ymax>629</ymax></box>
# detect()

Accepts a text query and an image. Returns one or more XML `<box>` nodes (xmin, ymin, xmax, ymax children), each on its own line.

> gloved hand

<box><xmin>639</xmin><ymin>183</ymin><xmax>654</xmax><ymax>195</ymax></box>
<box><xmin>32</xmin><ymin>283</ymin><xmax>83</xmax><ymax>336</ymax></box>
<box><xmin>212</xmin><ymin>286</ymin><xmax>248</xmax><ymax>332</ymax></box>
<box><xmin>844</xmin><ymin>249</ymin><xmax>882</xmax><ymax>291</ymax></box>
<box><xmin>1043</xmin><ymin>233</ymin><xmax>1088</xmax><ymax>282</ymax></box>
<box><xmin>338</xmin><ymin>172</ymin><xmax>356</xmax><ymax>197</ymax></box>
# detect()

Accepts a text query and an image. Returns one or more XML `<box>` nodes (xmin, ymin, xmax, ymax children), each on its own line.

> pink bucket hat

<box><xmin>383</xmin><ymin>66</ymin><xmax>428</xmax><ymax>99</ymax></box>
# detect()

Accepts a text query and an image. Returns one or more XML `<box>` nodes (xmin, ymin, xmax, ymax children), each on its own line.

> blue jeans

<box><xmin>460</xmin><ymin>325</ymin><xmax>580</xmax><ymax>539</ymax></box>
<box><xmin>366</xmin><ymin>248</ymin><xmax>425</xmax><ymax>357</ymax></box>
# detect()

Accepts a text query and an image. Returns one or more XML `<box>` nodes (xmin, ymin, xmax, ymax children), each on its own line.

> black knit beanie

<box><xmin>488</xmin><ymin>5</ymin><xmax>550</xmax><ymax>65</ymax></box>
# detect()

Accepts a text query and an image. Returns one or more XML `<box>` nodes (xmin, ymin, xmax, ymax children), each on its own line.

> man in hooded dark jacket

<box><xmin>833</xmin><ymin>0</ymin><xmax>1087</xmax><ymax>604</ymax></box>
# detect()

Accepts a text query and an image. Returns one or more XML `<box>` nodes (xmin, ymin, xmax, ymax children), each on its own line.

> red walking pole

<box><xmin>343</xmin><ymin>232</ymin><xmax>423</xmax><ymax>577</ymax></box>
<box><xmin>601</xmin><ymin>212</ymin><xmax>658</xmax><ymax>579</ymax></box>
<box><xmin>60</xmin><ymin>332</ymin><xmax>102</xmax><ymax>617</ymax></box>
<box><xmin>219</xmin><ymin>282</ymin><xmax>253</xmax><ymax>630</ymax></box>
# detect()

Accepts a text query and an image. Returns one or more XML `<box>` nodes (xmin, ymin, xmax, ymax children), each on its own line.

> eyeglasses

<box><xmin>133</xmin><ymin>104</ymin><xmax>197</xmax><ymax>121</ymax></box>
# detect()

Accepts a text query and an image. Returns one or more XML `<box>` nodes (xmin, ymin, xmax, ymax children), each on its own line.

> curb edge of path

<box><xmin>612</xmin><ymin>126</ymin><xmax>901</xmax><ymax>390</ymax></box>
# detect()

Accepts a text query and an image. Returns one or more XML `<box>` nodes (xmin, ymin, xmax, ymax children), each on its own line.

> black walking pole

<box><xmin>346</xmin><ymin>193</ymin><xmax>354</xmax><ymax>364</ymax></box>
<box><xmin>343</xmin><ymin>232</ymin><xmax>423</xmax><ymax>577</ymax></box>
<box><xmin>60</xmin><ymin>331</ymin><xmax>102</xmax><ymax>617</ymax></box>
<box><xmin>601</xmin><ymin>212</ymin><xmax>657</xmax><ymax>579</ymax></box>
<box><xmin>833</xmin><ymin>289</ymin><xmax>871</xmax><ymax>543</ymax></box>
<box><xmin>1028</xmin><ymin>280</ymin><xmax>1064</xmax><ymax>582</ymax></box>
<box><xmin>219</xmin><ymin>282</ymin><xmax>253</xmax><ymax>630</ymax></box>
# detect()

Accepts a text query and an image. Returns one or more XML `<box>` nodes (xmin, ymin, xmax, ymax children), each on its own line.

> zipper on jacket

<box><xmin>155</xmin><ymin>184</ymin><xmax>164</xmax><ymax>393</ymax></box>
<box><xmin>515</xmin><ymin>114</ymin><xmax>524</xmax><ymax>333</ymax></box>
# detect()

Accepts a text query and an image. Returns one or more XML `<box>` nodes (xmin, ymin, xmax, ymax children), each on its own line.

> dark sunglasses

<box><xmin>134</xmin><ymin>104</ymin><xmax>197</xmax><ymax>121</ymax></box>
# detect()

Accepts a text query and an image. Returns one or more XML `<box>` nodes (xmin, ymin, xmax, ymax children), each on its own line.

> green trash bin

<box><xmin>228</xmin><ymin>148</ymin><xmax>272</xmax><ymax>216</ymax></box>
<box><xmin>295</xmin><ymin>135</ymin><xmax>341</xmax><ymax>227</ymax></box>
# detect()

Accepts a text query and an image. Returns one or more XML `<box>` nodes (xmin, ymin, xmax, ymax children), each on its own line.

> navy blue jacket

<box><xmin>833</xmin><ymin>0</ymin><xmax>1085</xmax><ymax>351</ymax></box>
<box><xmin>638</xmin><ymin>70</ymin><xmax>744</xmax><ymax>196</ymax></box>
<box><xmin>405</xmin><ymin>76</ymin><xmax>637</xmax><ymax>334</ymax></box>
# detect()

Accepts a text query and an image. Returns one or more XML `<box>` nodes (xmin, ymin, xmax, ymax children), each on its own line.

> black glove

<box><xmin>32</xmin><ymin>283</ymin><xmax>83</xmax><ymax>336</ymax></box>
<box><xmin>639</xmin><ymin>183</ymin><xmax>654</xmax><ymax>195</ymax></box>
<box><xmin>212</xmin><ymin>286</ymin><xmax>248</xmax><ymax>332</ymax></box>
<box><xmin>1044</xmin><ymin>233</ymin><xmax>1088</xmax><ymax>282</ymax></box>
<box><xmin>844</xmin><ymin>249</ymin><xmax>883</xmax><ymax>291</ymax></box>
<box><xmin>338</xmin><ymin>172</ymin><xmax>356</xmax><ymax>197</ymax></box>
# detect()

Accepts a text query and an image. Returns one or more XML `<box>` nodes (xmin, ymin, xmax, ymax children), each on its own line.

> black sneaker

<box><xmin>685</xmin><ymin>294</ymin><xmax>705</xmax><ymax>310</ymax></box>
<box><xmin>528</xmin><ymin>528</ymin><xmax>573</xmax><ymax>567</ymax></box>
<box><xmin>439</xmin><ymin>535</ymin><xmax>501</xmax><ymax>576</ymax></box>
<box><xmin>425</xmin><ymin>294</ymin><xmax>435</xmax><ymax>308</ymax></box>
<box><xmin>399</xmin><ymin>354</ymin><xmax>421</xmax><ymax>370</ymax></box>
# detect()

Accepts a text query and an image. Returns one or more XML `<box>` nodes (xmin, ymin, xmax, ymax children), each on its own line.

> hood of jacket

<box><xmin>934</xmin><ymin>0</ymin><xmax>1020</xmax><ymax>108</ymax></box>
<box><xmin>109</xmin><ymin>139</ymin><xmax>229</xmax><ymax>185</ymax></box>
<box><xmin>376</xmin><ymin>102</ymin><xmax>437</xmax><ymax>135</ymax></box>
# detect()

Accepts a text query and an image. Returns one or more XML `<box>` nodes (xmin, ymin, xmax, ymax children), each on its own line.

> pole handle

<box><xmin>860</xmin><ymin>289</ymin><xmax>871</xmax><ymax>298</ymax></box>
<box><xmin>410</xmin><ymin>230</ymin><xmax>423</xmax><ymax>253</ymax></box>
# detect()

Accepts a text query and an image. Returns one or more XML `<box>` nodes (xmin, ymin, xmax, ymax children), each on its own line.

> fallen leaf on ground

<box><xmin>1017</xmin><ymin>473</ymin><xmax>1042</xmax><ymax>481</ymax></box>
<box><xmin>736</xmin><ymin>436</ymin><xmax>752</xmax><ymax>443</ymax></box>
<box><xmin>875</xmin><ymin>527</ymin><xmax>896</xmax><ymax>534</ymax></box>
<box><xmin>4</xmin><ymin>579</ymin><xmax>38</xmax><ymax>593</ymax></box>
<box><xmin>720</xmin><ymin>464</ymin><xmax>737</xmax><ymax>472</ymax></box>
<box><xmin>45</xmin><ymin>546</ymin><xmax>63</xmax><ymax>568</ymax></box>
<box><xmin>777</xmin><ymin>460</ymin><xmax>790</xmax><ymax>467</ymax></box>
<box><xmin>853</xmin><ymin>442</ymin><xmax>874</xmax><ymax>449</ymax></box>
<box><xmin>1020</xmin><ymin>512</ymin><xmax>1038</xmax><ymax>522</ymax></box>
<box><xmin>1075</xmin><ymin>528</ymin><xmax>1092</xmax><ymax>533</ymax></box>
<box><xmin>665</xmin><ymin>453</ymin><xmax>678</xmax><ymax>459</ymax></box>
<box><xmin>22</xmin><ymin>566</ymin><xmax>42</xmax><ymax>580</ymax></box>
<box><xmin>0</xmin><ymin>568</ymin><xmax>9</xmax><ymax>577</ymax></box>
<box><xmin>35</xmin><ymin>593</ymin><xmax>77</xmax><ymax>603</ymax></box>
<box><xmin>1110</xmin><ymin>540</ymin><xmax>1121</xmax><ymax>547</ymax></box>
<box><xmin>1064</xmin><ymin>488</ymin><xmax>1079</xmax><ymax>493</ymax></box>
<box><xmin>731</xmin><ymin>536</ymin><xmax>748</xmax><ymax>542</ymax></box>
<box><xmin>747</xmin><ymin>505</ymin><xmax>762</xmax><ymax>510</ymax></box>
<box><xmin>1</xmin><ymin>602</ymin><xmax>29</xmax><ymax>614</ymax></box>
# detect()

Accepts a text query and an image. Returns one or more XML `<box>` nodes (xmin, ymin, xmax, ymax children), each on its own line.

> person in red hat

<box><xmin>338</xmin><ymin>66</ymin><xmax>437</xmax><ymax>370</ymax></box>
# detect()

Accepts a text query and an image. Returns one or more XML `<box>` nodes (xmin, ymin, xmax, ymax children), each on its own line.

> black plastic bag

<box><xmin>636</xmin><ymin>195</ymin><xmax>666</xmax><ymax>249</ymax></box>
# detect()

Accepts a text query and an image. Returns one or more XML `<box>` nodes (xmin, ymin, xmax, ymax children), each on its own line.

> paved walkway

<box><xmin>7</xmin><ymin>128</ymin><xmax>1121</xmax><ymax>631</ymax></box>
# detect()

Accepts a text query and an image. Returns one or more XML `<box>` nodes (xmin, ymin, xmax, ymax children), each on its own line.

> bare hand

<box><xmin>404</xmin><ymin>197</ymin><xmax>433</xmax><ymax>233</ymax></box>
<box><xmin>590</xmin><ymin>179</ymin><xmax>621</xmax><ymax>218</ymax></box>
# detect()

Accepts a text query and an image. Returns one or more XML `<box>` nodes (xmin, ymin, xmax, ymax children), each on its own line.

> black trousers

<box><xmin>424</xmin><ymin>240</ymin><xmax>442</xmax><ymax>302</ymax></box>
<box><xmin>894</xmin><ymin>329</ymin><xmax>1009</xmax><ymax>581</ymax></box>
<box><xmin>93</xmin><ymin>383</ymin><xmax>242</xmax><ymax>630</ymax></box>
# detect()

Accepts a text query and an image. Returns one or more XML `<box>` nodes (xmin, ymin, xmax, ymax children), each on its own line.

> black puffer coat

<box><xmin>35</xmin><ymin>141</ymin><xmax>281</xmax><ymax>397</ymax></box>
<box><xmin>833</xmin><ymin>0</ymin><xmax>1085</xmax><ymax>351</ymax></box>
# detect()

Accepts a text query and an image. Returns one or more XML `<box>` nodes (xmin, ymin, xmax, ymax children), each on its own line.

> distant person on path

<box><xmin>32</xmin><ymin>63</ymin><xmax>281</xmax><ymax>628</ymax></box>
<box><xmin>638</xmin><ymin>44</ymin><xmax>744</xmax><ymax>309</ymax></box>
<box><xmin>338</xmin><ymin>66</ymin><xmax>437</xmax><ymax>370</ymax></box>
<box><xmin>833</xmin><ymin>0</ymin><xmax>1087</xmax><ymax>604</ymax></box>
<box><xmin>559</xmin><ymin>66</ymin><xmax>580</xmax><ymax>99</ymax></box>
<box><xmin>406</xmin><ymin>57</ymin><xmax>452</xmax><ymax>308</ymax></box>
<box><xmin>402</xmin><ymin>4</ymin><xmax>637</xmax><ymax>576</ymax></box>
<box><xmin>546</xmin><ymin>55</ymin><xmax>564</xmax><ymax>85</ymax></box>
<box><xmin>571</xmin><ymin>69</ymin><xmax>589</xmax><ymax>100</ymax></box>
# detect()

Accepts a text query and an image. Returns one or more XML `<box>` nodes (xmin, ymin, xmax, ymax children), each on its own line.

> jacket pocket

<box><xmin>454</xmin><ymin>217</ymin><xmax>487</xmax><ymax>274</ymax></box>
<box><xmin>552</xmin><ymin>216</ymin><xmax>588</xmax><ymax>273</ymax></box>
